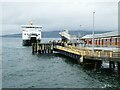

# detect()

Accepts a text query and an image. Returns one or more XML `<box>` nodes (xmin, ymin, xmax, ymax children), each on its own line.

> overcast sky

<box><xmin>1</xmin><ymin>0</ymin><xmax>119</xmax><ymax>35</ymax></box>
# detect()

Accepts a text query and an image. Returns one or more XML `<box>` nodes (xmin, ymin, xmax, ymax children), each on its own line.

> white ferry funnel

<box><xmin>29</xmin><ymin>21</ymin><xmax>33</xmax><ymax>25</ymax></box>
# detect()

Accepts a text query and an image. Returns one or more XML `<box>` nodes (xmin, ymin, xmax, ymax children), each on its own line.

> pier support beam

<box><xmin>94</xmin><ymin>61</ymin><xmax>102</xmax><ymax>71</ymax></box>
<box><xmin>35</xmin><ymin>43</ymin><xmax>37</xmax><ymax>53</ymax></box>
<box><xmin>80</xmin><ymin>58</ymin><xmax>102</xmax><ymax>70</ymax></box>
<box><xmin>117</xmin><ymin>62</ymin><xmax>120</xmax><ymax>77</ymax></box>
<box><xmin>109</xmin><ymin>61</ymin><xmax>115</xmax><ymax>70</ymax></box>
<box><xmin>32</xmin><ymin>43</ymin><xmax>37</xmax><ymax>54</ymax></box>
<box><xmin>77</xmin><ymin>56</ymin><xmax>84</xmax><ymax>64</ymax></box>
<box><xmin>94</xmin><ymin>61</ymin><xmax>98</xmax><ymax>71</ymax></box>
<box><xmin>32</xmin><ymin>43</ymin><xmax>35</xmax><ymax>54</ymax></box>
<box><xmin>38</xmin><ymin>50</ymin><xmax>41</xmax><ymax>54</ymax></box>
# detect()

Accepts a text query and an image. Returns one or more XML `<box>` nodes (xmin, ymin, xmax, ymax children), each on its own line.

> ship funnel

<box><xmin>29</xmin><ymin>21</ymin><xmax>33</xmax><ymax>25</ymax></box>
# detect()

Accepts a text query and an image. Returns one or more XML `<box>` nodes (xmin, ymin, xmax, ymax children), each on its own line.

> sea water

<box><xmin>2</xmin><ymin>37</ymin><xmax>120</xmax><ymax>88</ymax></box>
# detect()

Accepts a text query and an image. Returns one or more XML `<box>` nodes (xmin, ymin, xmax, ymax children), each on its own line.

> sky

<box><xmin>0</xmin><ymin>0</ymin><xmax>119</xmax><ymax>35</ymax></box>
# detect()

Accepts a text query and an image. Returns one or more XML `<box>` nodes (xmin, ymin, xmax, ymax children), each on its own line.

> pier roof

<box><xmin>81</xmin><ymin>31</ymin><xmax>119</xmax><ymax>39</ymax></box>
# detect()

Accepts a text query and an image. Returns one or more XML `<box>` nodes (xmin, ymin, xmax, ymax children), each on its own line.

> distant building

<box><xmin>81</xmin><ymin>31</ymin><xmax>120</xmax><ymax>48</ymax></box>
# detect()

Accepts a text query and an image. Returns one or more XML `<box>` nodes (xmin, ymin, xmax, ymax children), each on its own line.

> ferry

<box><xmin>21</xmin><ymin>21</ymin><xmax>42</xmax><ymax>46</ymax></box>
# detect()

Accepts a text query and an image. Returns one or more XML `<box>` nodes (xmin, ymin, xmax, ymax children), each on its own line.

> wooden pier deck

<box><xmin>54</xmin><ymin>45</ymin><xmax>120</xmax><ymax>62</ymax></box>
<box><xmin>53</xmin><ymin>45</ymin><xmax>120</xmax><ymax>76</ymax></box>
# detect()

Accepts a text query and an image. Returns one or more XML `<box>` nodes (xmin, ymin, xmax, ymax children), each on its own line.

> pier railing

<box><xmin>32</xmin><ymin>41</ymin><xmax>120</xmax><ymax>62</ymax></box>
<box><xmin>55</xmin><ymin>45</ymin><xmax>120</xmax><ymax>61</ymax></box>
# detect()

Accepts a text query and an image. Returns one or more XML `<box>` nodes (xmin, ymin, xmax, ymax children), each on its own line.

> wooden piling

<box><xmin>109</xmin><ymin>61</ymin><xmax>115</xmax><ymax>70</ymax></box>
<box><xmin>35</xmin><ymin>43</ymin><xmax>37</xmax><ymax>53</ymax></box>
<box><xmin>32</xmin><ymin>43</ymin><xmax>35</xmax><ymax>54</ymax></box>
<box><xmin>94</xmin><ymin>61</ymin><xmax>102</xmax><ymax>70</ymax></box>
<box><xmin>32</xmin><ymin>43</ymin><xmax>54</xmax><ymax>54</ymax></box>
<box><xmin>117</xmin><ymin>62</ymin><xmax>120</xmax><ymax>77</ymax></box>
<box><xmin>94</xmin><ymin>61</ymin><xmax>98</xmax><ymax>71</ymax></box>
<box><xmin>109</xmin><ymin>61</ymin><xmax>112</xmax><ymax>69</ymax></box>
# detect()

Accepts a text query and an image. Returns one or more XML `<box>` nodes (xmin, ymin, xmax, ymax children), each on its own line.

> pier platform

<box><xmin>53</xmin><ymin>45</ymin><xmax>120</xmax><ymax>76</ymax></box>
<box><xmin>54</xmin><ymin>45</ymin><xmax>120</xmax><ymax>62</ymax></box>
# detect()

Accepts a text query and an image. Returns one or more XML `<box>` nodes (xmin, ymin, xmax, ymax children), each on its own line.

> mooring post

<box><xmin>93</xmin><ymin>61</ymin><xmax>98</xmax><ymax>71</ymax></box>
<box><xmin>78</xmin><ymin>55</ymin><xmax>84</xmax><ymax>64</ymax></box>
<box><xmin>42</xmin><ymin>44</ymin><xmax>44</xmax><ymax>53</ymax></box>
<box><xmin>35</xmin><ymin>43</ymin><xmax>37</xmax><ymax>53</ymax></box>
<box><xmin>113</xmin><ymin>62</ymin><xmax>115</xmax><ymax>69</ymax></box>
<box><xmin>49</xmin><ymin>44</ymin><xmax>51</xmax><ymax>53</ymax></box>
<box><xmin>109</xmin><ymin>61</ymin><xmax>112</xmax><ymax>69</ymax></box>
<box><xmin>96</xmin><ymin>61</ymin><xmax>102</xmax><ymax>70</ymax></box>
<box><xmin>50</xmin><ymin>50</ymin><xmax>53</xmax><ymax>53</ymax></box>
<box><xmin>38</xmin><ymin>44</ymin><xmax>41</xmax><ymax>54</ymax></box>
<box><xmin>46</xmin><ymin>44</ymin><xmax>48</xmax><ymax>53</ymax></box>
<box><xmin>109</xmin><ymin>61</ymin><xmax>115</xmax><ymax>70</ymax></box>
<box><xmin>117</xmin><ymin>62</ymin><xmax>120</xmax><ymax>77</ymax></box>
<box><xmin>51</xmin><ymin>44</ymin><xmax>53</xmax><ymax>53</ymax></box>
<box><xmin>44</xmin><ymin>44</ymin><xmax>46</xmax><ymax>53</ymax></box>
<box><xmin>32</xmin><ymin>43</ymin><xmax>35</xmax><ymax>54</ymax></box>
<box><xmin>48</xmin><ymin>45</ymin><xmax>49</xmax><ymax>53</ymax></box>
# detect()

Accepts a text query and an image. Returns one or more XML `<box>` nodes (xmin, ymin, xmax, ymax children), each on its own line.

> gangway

<box><xmin>59</xmin><ymin>30</ymin><xmax>77</xmax><ymax>41</ymax></box>
<box><xmin>59</xmin><ymin>30</ymin><xmax>71</xmax><ymax>40</ymax></box>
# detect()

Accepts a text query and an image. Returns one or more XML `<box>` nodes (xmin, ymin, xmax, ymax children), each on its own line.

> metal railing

<box><xmin>55</xmin><ymin>45</ymin><xmax>120</xmax><ymax>60</ymax></box>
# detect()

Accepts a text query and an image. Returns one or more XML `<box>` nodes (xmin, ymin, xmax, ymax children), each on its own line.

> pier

<box><xmin>32</xmin><ymin>42</ymin><xmax>53</xmax><ymax>54</ymax></box>
<box><xmin>32</xmin><ymin>42</ymin><xmax>120</xmax><ymax>76</ymax></box>
<box><xmin>54</xmin><ymin>45</ymin><xmax>120</xmax><ymax>62</ymax></box>
<box><xmin>31</xmin><ymin>29</ymin><xmax>120</xmax><ymax>76</ymax></box>
<box><xmin>53</xmin><ymin>45</ymin><xmax>120</xmax><ymax>76</ymax></box>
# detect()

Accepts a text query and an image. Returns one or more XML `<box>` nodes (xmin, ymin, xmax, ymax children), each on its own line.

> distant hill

<box><xmin>1</xmin><ymin>33</ymin><xmax>22</xmax><ymax>38</ymax></box>
<box><xmin>1</xmin><ymin>30</ymin><xmax>109</xmax><ymax>38</ymax></box>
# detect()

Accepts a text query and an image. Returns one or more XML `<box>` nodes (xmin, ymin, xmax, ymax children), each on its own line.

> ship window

<box><xmin>24</xmin><ymin>26</ymin><xmax>42</xmax><ymax>28</ymax></box>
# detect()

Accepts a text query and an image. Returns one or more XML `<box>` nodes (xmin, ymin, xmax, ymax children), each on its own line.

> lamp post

<box><xmin>92</xmin><ymin>12</ymin><xmax>95</xmax><ymax>52</ymax></box>
<box><xmin>79</xmin><ymin>25</ymin><xmax>82</xmax><ymax>38</ymax></box>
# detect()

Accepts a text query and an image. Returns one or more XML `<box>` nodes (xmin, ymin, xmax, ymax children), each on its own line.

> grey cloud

<box><xmin>1</xmin><ymin>1</ymin><xmax>118</xmax><ymax>35</ymax></box>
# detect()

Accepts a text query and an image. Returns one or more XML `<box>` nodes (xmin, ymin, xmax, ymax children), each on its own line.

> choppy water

<box><xmin>2</xmin><ymin>37</ymin><xmax>120</xmax><ymax>88</ymax></box>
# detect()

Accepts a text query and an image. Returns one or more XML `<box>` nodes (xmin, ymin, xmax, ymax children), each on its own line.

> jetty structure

<box><xmin>21</xmin><ymin>21</ymin><xmax>42</xmax><ymax>46</ymax></box>
<box><xmin>81</xmin><ymin>31</ymin><xmax>120</xmax><ymax>49</ymax></box>
<box><xmin>32</xmin><ymin>30</ymin><xmax>120</xmax><ymax>76</ymax></box>
<box><xmin>59</xmin><ymin>30</ymin><xmax>78</xmax><ymax>43</ymax></box>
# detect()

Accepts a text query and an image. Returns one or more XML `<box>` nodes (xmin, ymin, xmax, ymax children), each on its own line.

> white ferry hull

<box><xmin>21</xmin><ymin>22</ymin><xmax>42</xmax><ymax>46</ymax></box>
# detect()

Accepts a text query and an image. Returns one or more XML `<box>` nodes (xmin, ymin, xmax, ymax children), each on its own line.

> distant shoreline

<box><xmin>1</xmin><ymin>30</ymin><xmax>110</xmax><ymax>38</ymax></box>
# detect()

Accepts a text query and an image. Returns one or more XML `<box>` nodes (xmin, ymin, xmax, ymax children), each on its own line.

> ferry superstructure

<box><xmin>21</xmin><ymin>22</ymin><xmax>42</xmax><ymax>46</ymax></box>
